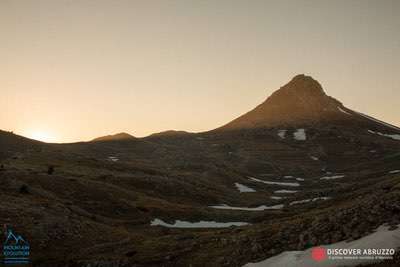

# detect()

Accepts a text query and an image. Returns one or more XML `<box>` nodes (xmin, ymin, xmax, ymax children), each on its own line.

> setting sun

<box><xmin>26</xmin><ymin>130</ymin><xmax>56</xmax><ymax>143</ymax></box>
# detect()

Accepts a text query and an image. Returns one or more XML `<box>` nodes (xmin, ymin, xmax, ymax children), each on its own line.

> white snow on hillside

<box><xmin>270</xmin><ymin>196</ymin><xmax>284</xmax><ymax>200</ymax></box>
<box><xmin>235</xmin><ymin>183</ymin><xmax>256</xmax><ymax>193</ymax></box>
<box><xmin>249</xmin><ymin>177</ymin><xmax>300</xmax><ymax>187</ymax></box>
<box><xmin>320</xmin><ymin>175</ymin><xmax>345</xmax><ymax>180</ymax></box>
<box><xmin>244</xmin><ymin>224</ymin><xmax>400</xmax><ymax>267</ymax></box>
<box><xmin>357</xmin><ymin>111</ymin><xmax>400</xmax><ymax>131</ymax></box>
<box><xmin>289</xmin><ymin>197</ymin><xmax>330</xmax><ymax>206</ymax></box>
<box><xmin>108</xmin><ymin>156</ymin><xmax>119</xmax><ymax>162</ymax></box>
<box><xmin>277</xmin><ymin>130</ymin><xmax>287</xmax><ymax>139</ymax></box>
<box><xmin>389</xmin><ymin>170</ymin><xmax>400</xmax><ymax>174</ymax></box>
<box><xmin>368</xmin><ymin>130</ymin><xmax>400</xmax><ymax>141</ymax></box>
<box><xmin>310</xmin><ymin>156</ymin><xmax>319</xmax><ymax>161</ymax></box>
<box><xmin>151</xmin><ymin>219</ymin><xmax>249</xmax><ymax>228</ymax></box>
<box><xmin>209</xmin><ymin>204</ymin><xmax>284</xmax><ymax>211</ymax></box>
<box><xmin>283</xmin><ymin>176</ymin><xmax>304</xmax><ymax>181</ymax></box>
<box><xmin>293</xmin><ymin>129</ymin><xmax>306</xmax><ymax>141</ymax></box>
<box><xmin>338</xmin><ymin>106</ymin><xmax>352</xmax><ymax>115</ymax></box>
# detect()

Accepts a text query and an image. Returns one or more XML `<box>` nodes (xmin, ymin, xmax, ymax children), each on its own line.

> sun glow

<box><xmin>27</xmin><ymin>130</ymin><xmax>56</xmax><ymax>143</ymax></box>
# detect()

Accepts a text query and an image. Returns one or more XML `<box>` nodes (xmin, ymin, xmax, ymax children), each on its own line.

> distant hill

<box><xmin>147</xmin><ymin>130</ymin><xmax>190</xmax><ymax>138</ymax></box>
<box><xmin>91</xmin><ymin>132</ymin><xmax>136</xmax><ymax>142</ymax></box>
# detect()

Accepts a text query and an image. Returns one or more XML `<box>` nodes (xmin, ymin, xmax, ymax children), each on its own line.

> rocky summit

<box><xmin>1</xmin><ymin>75</ymin><xmax>400</xmax><ymax>267</ymax></box>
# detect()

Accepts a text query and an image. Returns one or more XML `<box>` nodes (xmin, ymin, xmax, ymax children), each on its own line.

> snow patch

<box><xmin>108</xmin><ymin>156</ymin><xmax>119</xmax><ymax>162</ymax></box>
<box><xmin>270</xmin><ymin>196</ymin><xmax>284</xmax><ymax>200</ymax></box>
<box><xmin>293</xmin><ymin>129</ymin><xmax>306</xmax><ymax>141</ymax></box>
<box><xmin>243</xmin><ymin>224</ymin><xmax>400</xmax><ymax>267</ymax></box>
<box><xmin>338</xmin><ymin>106</ymin><xmax>352</xmax><ymax>115</ymax></box>
<box><xmin>289</xmin><ymin>197</ymin><xmax>330</xmax><ymax>206</ymax></box>
<box><xmin>368</xmin><ymin>130</ymin><xmax>400</xmax><ymax>141</ymax></box>
<box><xmin>320</xmin><ymin>175</ymin><xmax>345</xmax><ymax>180</ymax></box>
<box><xmin>209</xmin><ymin>204</ymin><xmax>284</xmax><ymax>211</ymax></box>
<box><xmin>277</xmin><ymin>130</ymin><xmax>287</xmax><ymax>139</ymax></box>
<box><xmin>310</xmin><ymin>156</ymin><xmax>319</xmax><ymax>161</ymax></box>
<box><xmin>389</xmin><ymin>170</ymin><xmax>400</xmax><ymax>174</ymax></box>
<box><xmin>249</xmin><ymin>177</ymin><xmax>300</xmax><ymax>187</ymax></box>
<box><xmin>151</xmin><ymin>218</ymin><xmax>249</xmax><ymax>228</ymax></box>
<box><xmin>283</xmin><ymin>176</ymin><xmax>304</xmax><ymax>181</ymax></box>
<box><xmin>235</xmin><ymin>183</ymin><xmax>256</xmax><ymax>193</ymax></box>
<box><xmin>357</xmin><ymin>112</ymin><xmax>400</xmax><ymax>131</ymax></box>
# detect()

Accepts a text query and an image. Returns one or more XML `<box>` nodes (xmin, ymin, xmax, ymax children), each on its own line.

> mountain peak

<box><xmin>291</xmin><ymin>73</ymin><xmax>320</xmax><ymax>83</ymax></box>
<box><xmin>220</xmin><ymin>75</ymin><xmax>344</xmax><ymax>130</ymax></box>
<box><xmin>290</xmin><ymin>74</ymin><xmax>324</xmax><ymax>92</ymax></box>
<box><xmin>270</xmin><ymin>74</ymin><xmax>326</xmax><ymax>100</ymax></box>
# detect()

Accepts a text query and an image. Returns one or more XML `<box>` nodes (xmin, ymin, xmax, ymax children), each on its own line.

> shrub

<box><xmin>19</xmin><ymin>184</ymin><xmax>29</xmax><ymax>194</ymax></box>
<box><xmin>47</xmin><ymin>165</ymin><xmax>55</xmax><ymax>175</ymax></box>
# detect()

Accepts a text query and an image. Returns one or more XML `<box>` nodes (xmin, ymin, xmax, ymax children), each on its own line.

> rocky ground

<box><xmin>1</xmin><ymin>75</ymin><xmax>400</xmax><ymax>266</ymax></box>
<box><xmin>0</xmin><ymin>130</ymin><xmax>399</xmax><ymax>267</ymax></box>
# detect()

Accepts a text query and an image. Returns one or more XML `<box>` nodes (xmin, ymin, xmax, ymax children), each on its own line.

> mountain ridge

<box><xmin>4</xmin><ymin>75</ymin><xmax>399</xmax><ymax>144</ymax></box>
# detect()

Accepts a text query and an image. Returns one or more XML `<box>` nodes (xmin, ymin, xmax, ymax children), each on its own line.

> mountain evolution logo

<box><xmin>2</xmin><ymin>224</ymin><xmax>30</xmax><ymax>265</ymax></box>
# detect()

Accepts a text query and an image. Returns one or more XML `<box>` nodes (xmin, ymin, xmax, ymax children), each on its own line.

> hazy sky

<box><xmin>1</xmin><ymin>0</ymin><xmax>399</xmax><ymax>143</ymax></box>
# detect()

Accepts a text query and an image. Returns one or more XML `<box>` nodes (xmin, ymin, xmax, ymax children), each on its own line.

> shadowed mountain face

<box><xmin>1</xmin><ymin>75</ymin><xmax>400</xmax><ymax>267</ymax></box>
<box><xmin>221</xmin><ymin>74</ymin><xmax>347</xmax><ymax>129</ymax></box>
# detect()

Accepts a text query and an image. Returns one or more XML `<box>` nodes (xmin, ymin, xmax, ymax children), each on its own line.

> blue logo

<box><xmin>2</xmin><ymin>225</ymin><xmax>30</xmax><ymax>265</ymax></box>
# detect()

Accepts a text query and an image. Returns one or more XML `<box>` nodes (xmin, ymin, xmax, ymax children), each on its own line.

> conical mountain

<box><xmin>220</xmin><ymin>74</ymin><xmax>399</xmax><ymax>131</ymax></box>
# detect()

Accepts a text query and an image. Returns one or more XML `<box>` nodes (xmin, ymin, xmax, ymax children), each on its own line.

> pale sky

<box><xmin>1</xmin><ymin>0</ymin><xmax>399</xmax><ymax>143</ymax></box>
